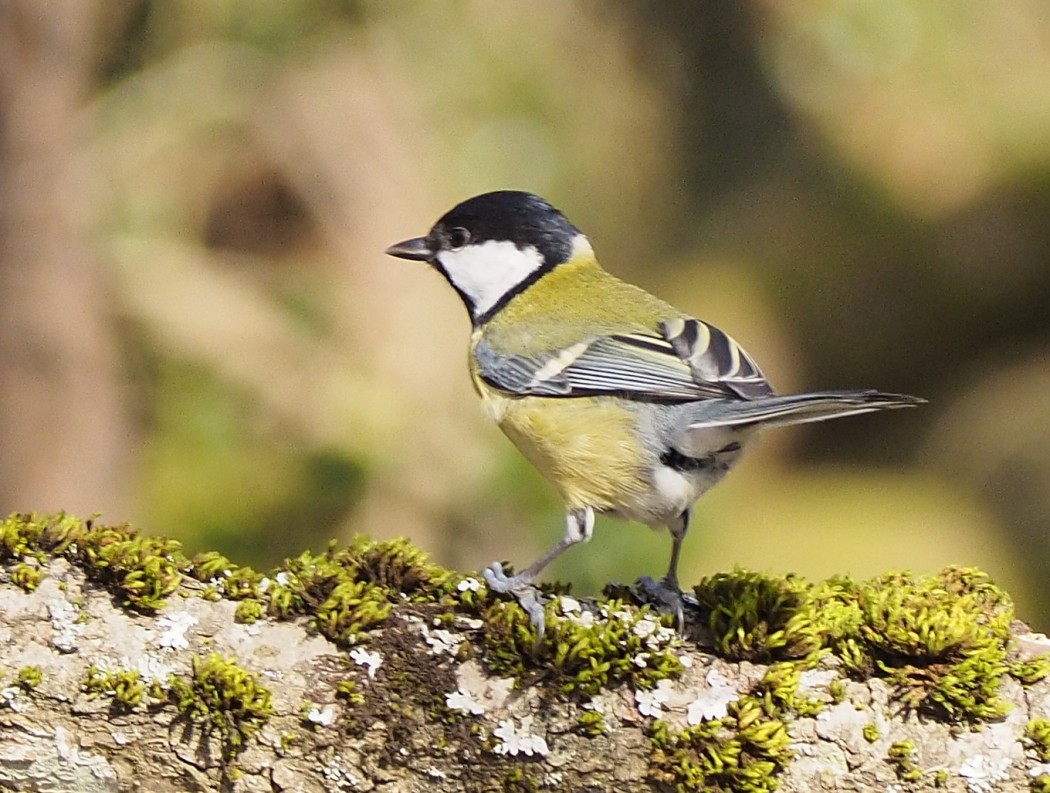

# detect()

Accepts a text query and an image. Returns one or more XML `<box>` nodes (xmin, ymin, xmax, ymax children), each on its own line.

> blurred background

<box><xmin>2</xmin><ymin>0</ymin><xmax>1048</xmax><ymax>627</ymax></box>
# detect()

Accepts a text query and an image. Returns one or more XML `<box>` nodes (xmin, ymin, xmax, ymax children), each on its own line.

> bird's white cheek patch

<box><xmin>437</xmin><ymin>241</ymin><xmax>545</xmax><ymax>319</ymax></box>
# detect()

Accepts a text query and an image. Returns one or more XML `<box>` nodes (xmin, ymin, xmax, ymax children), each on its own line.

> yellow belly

<box><xmin>480</xmin><ymin>388</ymin><xmax>650</xmax><ymax>513</ymax></box>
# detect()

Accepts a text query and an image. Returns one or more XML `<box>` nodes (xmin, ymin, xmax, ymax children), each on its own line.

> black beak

<box><xmin>384</xmin><ymin>236</ymin><xmax>432</xmax><ymax>262</ymax></box>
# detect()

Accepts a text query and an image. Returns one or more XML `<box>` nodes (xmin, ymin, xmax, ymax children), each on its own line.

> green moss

<box><xmin>575</xmin><ymin>709</ymin><xmax>606</xmax><ymax>737</ymax></box>
<box><xmin>1013</xmin><ymin>655</ymin><xmax>1050</xmax><ymax>685</ymax></box>
<box><xmin>63</xmin><ymin>525</ymin><xmax>183</xmax><ymax>611</ymax></box>
<box><xmin>934</xmin><ymin>768</ymin><xmax>949</xmax><ymax>787</ymax></box>
<box><xmin>862</xmin><ymin>722</ymin><xmax>879</xmax><ymax>743</ymax></box>
<box><xmin>0</xmin><ymin>512</ymin><xmax>51</xmax><ymax>559</ymax></box>
<box><xmin>481</xmin><ymin>598</ymin><xmax>682</xmax><ymax>698</ymax></box>
<box><xmin>168</xmin><ymin>653</ymin><xmax>274</xmax><ymax>755</ymax></box>
<box><xmin>1027</xmin><ymin>718</ymin><xmax>1050</xmax><ymax>762</ymax></box>
<box><xmin>234</xmin><ymin>598</ymin><xmax>265</xmax><ymax>624</ymax></box>
<box><xmin>0</xmin><ymin>514</ymin><xmax>184</xmax><ymax>611</ymax></box>
<box><xmin>83</xmin><ymin>666</ymin><xmax>147</xmax><ymax>708</ymax></box>
<box><xmin>0</xmin><ymin>513</ymin><xmax>1032</xmax><ymax>746</ymax></box>
<box><xmin>828</xmin><ymin>678</ymin><xmax>846</xmax><ymax>703</ymax></box>
<box><xmin>887</xmin><ymin>740</ymin><xmax>922</xmax><ymax>782</ymax></box>
<box><xmin>188</xmin><ymin>552</ymin><xmax>263</xmax><ymax>600</ymax></box>
<box><xmin>750</xmin><ymin>659</ymin><xmax>825</xmax><ymax>718</ymax></box>
<box><xmin>502</xmin><ymin>767</ymin><xmax>539</xmax><ymax>793</ymax></box>
<box><xmin>692</xmin><ymin>569</ymin><xmax>820</xmax><ymax>662</ymax></box>
<box><xmin>313</xmin><ymin>580</ymin><xmax>392</xmax><ymax>645</ymax></box>
<box><xmin>858</xmin><ymin>568</ymin><xmax>1013</xmax><ymax>721</ymax></box>
<box><xmin>10</xmin><ymin>562</ymin><xmax>42</xmax><ymax>592</ymax></box>
<box><xmin>695</xmin><ymin>566</ymin><xmax>1021</xmax><ymax>725</ymax></box>
<box><xmin>16</xmin><ymin>666</ymin><xmax>42</xmax><ymax>691</ymax></box>
<box><xmin>336</xmin><ymin>679</ymin><xmax>364</xmax><ymax>705</ymax></box>
<box><xmin>648</xmin><ymin>696</ymin><xmax>792</xmax><ymax>793</ymax></box>
<box><xmin>279</xmin><ymin>731</ymin><xmax>300</xmax><ymax>751</ymax></box>
<box><xmin>349</xmin><ymin>535</ymin><xmax>448</xmax><ymax>597</ymax></box>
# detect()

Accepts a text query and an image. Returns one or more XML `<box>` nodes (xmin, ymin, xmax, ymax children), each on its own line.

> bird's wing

<box><xmin>475</xmin><ymin>318</ymin><xmax>773</xmax><ymax>401</ymax></box>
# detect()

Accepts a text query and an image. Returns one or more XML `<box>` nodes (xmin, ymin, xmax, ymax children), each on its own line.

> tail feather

<box><xmin>686</xmin><ymin>390</ymin><xmax>924</xmax><ymax>430</ymax></box>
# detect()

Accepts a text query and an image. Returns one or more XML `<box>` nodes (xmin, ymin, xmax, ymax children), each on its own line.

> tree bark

<box><xmin>0</xmin><ymin>520</ymin><xmax>1047</xmax><ymax>792</ymax></box>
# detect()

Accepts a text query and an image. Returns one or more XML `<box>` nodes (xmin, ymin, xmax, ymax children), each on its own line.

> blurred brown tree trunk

<box><xmin>0</xmin><ymin>2</ymin><xmax>129</xmax><ymax>516</ymax></box>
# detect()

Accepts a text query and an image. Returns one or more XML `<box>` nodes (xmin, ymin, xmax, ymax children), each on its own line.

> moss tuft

<box><xmin>349</xmin><ymin>535</ymin><xmax>448</xmax><ymax>597</ymax></box>
<box><xmin>313</xmin><ymin>580</ymin><xmax>392</xmax><ymax>645</ymax></box>
<box><xmin>16</xmin><ymin>665</ymin><xmax>42</xmax><ymax>691</ymax></box>
<box><xmin>10</xmin><ymin>562</ymin><xmax>43</xmax><ymax>592</ymax></box>
<box><xmin>1013</xmin><ymin>655</ymin><xmax>1050</xmax><ymax>685</ymax></box>
<box><xmin>648</xmin><ymin>696</ymin><xmax>792</xmax><ymax>793</ymax></box>
<box><xmin>168</xmin><ymin>653</ymin><xmax>274</xmax><ymax>755</ymax></box>
<box><xmin>0</xmin><ymin>514</ymin><xmax>184</xmax><ymax>611</ymax></box>
<box><xmin>481</xmin><ymin>598</ymin><xmax>682</xmax><ymax>698</ymax></box>
<box><xmin>694</xmin><ymin>566</ymin><xmax>1022</xmax><ymax>725</ymax></box>
<box><xmin>574</xmin><ymin>708</ymin><xmax>606</xmax><ymax>737</ymax></box>
<box><xmin>234</xmin><ymin>598</ymin><xmax>265</xmax><ymax>624</ymax></box>
<box><xmin>1027</xmin><ymin>718</ymin><xmax>1050</xmax><ymax>762</ymax></box>
<box><xmin>750</xmin><ymin>659</ymin><xmax>825</xmax><ymax>718</ymax></box>
<box><xmin>83</xmin><ymin>666</ymin><xmax>147</xmax><ymax>708</ymax></box>
<box><xmin>336</xmin><ymin>678</ymin><xmax>364</xmax><ymax>705</ymax></box>
<box><xmin>693</xmin><ymin>569</ymin><xmax>820</xmax><ymax>662</ymax></box>
<box><xmin>887</xmin><ymin>739</ymin><xmax>922</xmax><ymax>782</ymax></box>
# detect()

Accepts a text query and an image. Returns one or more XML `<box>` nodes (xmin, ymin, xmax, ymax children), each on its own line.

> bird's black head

<box><xmin>428</xmin><ymin>191</ymin><xmax>579</xmax><ymax>266</ymax></box>
<box><xmin>385</xmin><ymin>191</ymin><xmax>586</xmax><ymax>323</ymax></box>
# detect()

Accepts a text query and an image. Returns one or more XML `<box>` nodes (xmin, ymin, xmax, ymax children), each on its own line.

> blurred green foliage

<box><xmin>6</xmin><ymin>0</ymin><xmax>1049</xmax><ymax>626</ymax></box>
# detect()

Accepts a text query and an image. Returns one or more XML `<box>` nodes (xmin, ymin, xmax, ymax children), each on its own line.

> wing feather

<box><xmin>476</xmin><ymin>317</ymin><xmax>773</xmax><ymax>402</ymax></box>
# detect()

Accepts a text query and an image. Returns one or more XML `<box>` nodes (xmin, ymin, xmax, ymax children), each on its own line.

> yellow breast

<box><xmin>473</xmin><ymin>377</ymin><xmax>649</xmax><ymax>512</ymax></box>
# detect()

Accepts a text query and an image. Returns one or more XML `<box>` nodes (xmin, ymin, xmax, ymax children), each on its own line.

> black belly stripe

<box><xmin>660</xmin><ymin>441</ymin><xmax>742</xmax><ymax>472</ymax></box>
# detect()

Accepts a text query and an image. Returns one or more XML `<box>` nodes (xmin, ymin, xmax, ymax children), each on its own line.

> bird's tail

<box><xmin>686</xmin><ymin>390</ymin><xmax>924</xmax><ymax>430</ymax></box>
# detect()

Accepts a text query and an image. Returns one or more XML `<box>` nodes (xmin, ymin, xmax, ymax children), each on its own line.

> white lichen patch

<box><xmin>129</xmin><ymin>654</ymin><xmax>175</xmax><ymax>684</ymax></box>
<box><xmin>321</xmin><ymin>756</ymin><xmax>360</xmax><ymax>787</ymax></box>
<box><xmin>558</xmin><ymin>596</ymin><xmax>595</xmax><ymax>628</ymax></box>
<box><xmin>0</xmin><ymin>686</ymin><xmax>26</xmax><ymax>713</ymax></box>
<box><xmin>959</xmin><ymin>753</ymin><xmax>1013</xmax><ymax>793</ymax></box>
<box><xmin>492</xmin><ymin>715</ymin><xmax>549</xmax><ymax>757</ymax></box>
<box><xmin>635</xmin><ymin>678</ymin><xmax>678</xmax><ymax>719</ymax></box>
<box><xmin>46</xmin><ymin>598</ymin><xmax>84</xmax><ymax>654</ymax></box>
<box><xmin>1030</xmin><ymin>763</ymin><xmax>1050</xmax><ymax>779</ymax></box>
<box><xmin>306</xmin><ymin>703</ymin><xmax>336</xmax><ymax>727</ymax></box>
<box><xmin>686</xmin><ymin>667</ymin><xmax>741</xmax><ymax>724</ymax></box>
<box><xmin>154</xmin><ymin>611</ymin><xmax>197</xmax><ymax>651</ymax></box>
<box><xmin>445</xmin><ymin>687</ymin><xmax>486</xmax><ymax>716</ymax></box>
<box><xmin>945</xmin><ymin>685</ymin><xmax>1027</xmax><ymax>786</ymax></box>
<box><xmin>798</xmin><ymin>667</ymin><xmax>838</xmax><ymax>694</ymax></box>
<box><xmin>349</xmin><ymin>647</ymin><xmax>382</xmax><ymax>680</ymax></box>
<box><xmin>422</xmin><ymin>625</ymin><xmax>463</xmax><ymax>656</ymax></box>
<box><xmin>457</xmin><ymin>577</ymin><xmax>480</xmax><ymax>593</ymax></box>
<box><xmin>452</xmin><ymin>660</ymin><xmax>514</xmax><ymax>714</ymax></box>
<box><xmin>635</xmin><ymin>686</ymin><xmax>667</xmax><ymax>718</ymax></box>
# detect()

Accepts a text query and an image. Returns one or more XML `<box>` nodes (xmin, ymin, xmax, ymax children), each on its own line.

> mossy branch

<box><xmin>0</xmin><ymin>513</ymin><xmax>1047</xmax><ymax>792</ymax></box>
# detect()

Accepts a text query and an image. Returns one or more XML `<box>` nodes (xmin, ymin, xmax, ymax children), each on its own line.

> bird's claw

<box><xmin>635</xmin><ymin>575</ymin><xmax>690</xmax><ymax>632</ymax></box>
<box><xmin>483</xmin><ymin>562</ymin><xmax>548</xmax><ymax>641</ymax></box>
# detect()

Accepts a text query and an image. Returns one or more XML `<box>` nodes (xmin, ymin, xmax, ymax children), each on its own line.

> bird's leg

<box><xmin>637</xmin><ymin>508</ymin><xmax>690</xmax><ymax>630</ymax></box>
<box><xmin>483</xmin><ymin>506</ymin><xmax>595</xmax><ymax>638</ymax></box>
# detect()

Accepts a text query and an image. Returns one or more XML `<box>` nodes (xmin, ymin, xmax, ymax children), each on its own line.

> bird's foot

<box><xmin>634</xmin><ymin>575</ymin><xmax>694</xmax><ymax>632</ymax></box>
<box><xmin>483</xmin><ymin>562</ymin><xmax>548</xmax><ymax>640</ymax></box>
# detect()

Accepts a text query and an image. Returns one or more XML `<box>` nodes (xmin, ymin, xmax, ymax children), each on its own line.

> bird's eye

<box><xmin>447</xmin><ymin>227</ymin><xmax>471</xmax><ymax>249</ymax></box>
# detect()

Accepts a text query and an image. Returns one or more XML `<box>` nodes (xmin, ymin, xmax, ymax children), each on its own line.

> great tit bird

<box><xmin>386</xmin><ymin>190</ymin><xmax>922</xmax><ymax>632</ymax></box>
